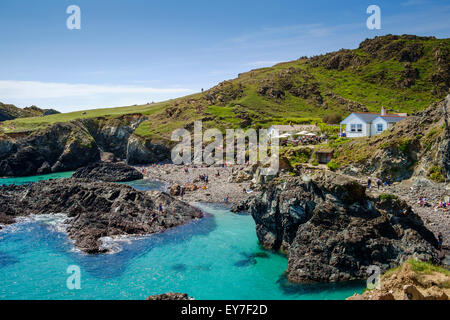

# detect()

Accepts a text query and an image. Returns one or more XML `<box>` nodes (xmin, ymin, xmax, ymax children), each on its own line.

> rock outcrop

<box><xmin>247</xmin><ymin>171</ymin><xmax>439</xmax><ymax>283</ymax></box>
<box><xmin>73</xmin><ymin>162</ymin><xmax>143</xmax><ymax>182</ymax></box>
<box><xmin>0</xmin><ymin>122</ymin><xmax>100</xmax><ymax>177</ymax></box>
<box><xmin>0</xmin><ymin>115</ymin><xmax>171</xmax><ymax>177</ymax></box>
<box><xmin>0</xmin><ymin>102</ymin><xmax>60</xmax><ymax>122</ymax></box>
<box><xmin>146</xmin><ymin>293</ymin><xmax>193</xmax><ymax>300</ymax></box>
<box><xmin>347</xmin><ymin>259</ymin><xmax>450</xmax><ymax>300</ymax></box>
<box><xmin>0</xmin><ymin>179</ymin><xmax>203</xmax><ymax>253</ymax></box>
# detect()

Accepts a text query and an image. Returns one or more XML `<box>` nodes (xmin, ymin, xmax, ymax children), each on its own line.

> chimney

<box><xmin>381</xmin><ymin>107</ymin><xmax>386</xmax><ymax>116</ymax></box>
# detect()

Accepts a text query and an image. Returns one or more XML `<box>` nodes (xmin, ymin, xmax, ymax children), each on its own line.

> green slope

<box><xmin>1</xmin><ymin>34</ymin><xmax>449</xmax><ymax>139</ymax></box>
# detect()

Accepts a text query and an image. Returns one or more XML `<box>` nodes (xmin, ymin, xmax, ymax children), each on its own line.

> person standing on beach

<box><xmin>225</xmin><ymin>195</ymin><xmax>229</xmax><ymax>203</ymax></box>
<box><xmin>367</xmin><ymin>177</ymin><xmax>372</xmax><ymax>189</ymax></box>
<box><xmin>376</xmin><ymin>178</ymin><xmax>382</xmax><ymax>189</ymax></box>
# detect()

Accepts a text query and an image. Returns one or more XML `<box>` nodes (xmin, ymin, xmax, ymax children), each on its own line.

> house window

<box><xmin>377</xmin><ymin>124</ymin><xmax>383</xmax><ymax>132</ymax></box>
<box><xmin>350</xmin><ymin>124</ymin><xmax>356</xmax><ymax>132</ymax></box>
<box><xmin>357</xmin><ymin>124</ymin><xmax>363</xmax><ymax>132</ymax></box>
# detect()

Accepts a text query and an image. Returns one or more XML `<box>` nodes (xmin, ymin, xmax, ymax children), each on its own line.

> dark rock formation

<box><xmin>0</xmin><ymin>179</ymin><xmax>203</xmax><ymax>253</ymax></box>
<box><xmin>73</xmin><ymin>162</ymin><xmax>143</xmax><ymax>182</ymax></box>
<box><xmin>0</xmin><ymin>122</ymin><xmax>100</xmax><ymax>177</ymax></box>
<box><xmin>247</xmin><ymin>171</ymin><xmax>439</xmax><ymax>283</ymax></box>
<box><xmin>146</xmin><ymin>293</ymin><xmax>193</xmax><ymax>300</ymax></box>
<box><xmin>126</xmin><ymin>134</ymin><xmax>170</xmax><ymax>165</ymax></box>
<box><xmin>0</xmin><ymin>114</ymin><xmax>171</xmax><ymax>177</ymax></box>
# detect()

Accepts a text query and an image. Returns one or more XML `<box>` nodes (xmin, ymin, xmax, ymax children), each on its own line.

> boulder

<box><xmin>73</xmin><ymin>162</ymin><xmax>143</xmax><ymax>182</ymax></box>
<box><xmin>146</xmin><ymin>293</ymin><xmax>193</xmax><ymax>300</ymax></box>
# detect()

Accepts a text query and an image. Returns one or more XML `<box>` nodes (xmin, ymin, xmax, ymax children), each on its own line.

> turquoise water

<box><xmin>0</xmin><ymin>173</ymin><xmax>364</xmax><ymax>300</ymax></box>
<box><xmin>0</xmin><ymin>171</ymin><xmax>74</xmax><ymax>185</ymax></box>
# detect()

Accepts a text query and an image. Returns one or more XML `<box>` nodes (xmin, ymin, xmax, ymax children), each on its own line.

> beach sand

<box><xmin>136</xmin><ymin>164</ymin><xmax>258</xmax><ymax>205</ymax></box>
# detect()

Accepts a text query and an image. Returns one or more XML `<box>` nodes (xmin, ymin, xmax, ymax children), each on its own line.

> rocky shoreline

<box><xmin>0</xmin><ymin>178</ymin><xmax>203</xmax><ymax>253</ymax></box>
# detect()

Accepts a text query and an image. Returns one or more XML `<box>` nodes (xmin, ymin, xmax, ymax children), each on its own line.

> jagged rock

<box><xmin>0</xmin><ymin>179</ymin><xmax>203</xmax><ymax>253</ymax></box>
<box><xmin>146</xmin><ymin>293</ymin><xmax>193</xmax><ymax>300</ymax></box>
<box><xmin>170</xmin><ymin>184</ymin><xmax>181</xmax><ymax>196</ymax></box>
<box><xmin>73</xmin><ymin>162</ymin><xmax>143</xmax><ymax>182</ymax></box>
<box><xmin>37</xmin><ymin>161</ymin><xmax>51</xmax><ymax>174</ymax></box>
<box><xmin>126</xmin><ymin>134</ymin><xmax>170</xmax><ymax>165</ymax></box>
<box><xmin>184</xmin><ymin>183</ymin><xmax>199</xmax><ymax>192</ymax></box>
<box><xmin>0</xmin><ymin>123</ymin><xmax>100</xmax><ymax>177</ymax></box>
<box><xmin>247</xmin><ymin>171</ymin><xmax>439</xmax><ymax>283</ymax></box>
<box><xmin>404</xmin><ymin>285</ymin><xmax>424</xmax><ymax>300</ymax></box>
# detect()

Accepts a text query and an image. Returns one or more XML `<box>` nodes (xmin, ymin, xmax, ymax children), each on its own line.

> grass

<box><xmin>379</xmin><ymin>194</ymin><xmax>398</xmax><ymax>201</ymax></box>
<box><xmin>407</xmin><ymin>259</ymin><xmax>450</xmax><ymax>277</ymax></box>
<box><xmin>1</xmin><ymin>35</ymin><xmax>448</xmax><ymax>141</ymax></box>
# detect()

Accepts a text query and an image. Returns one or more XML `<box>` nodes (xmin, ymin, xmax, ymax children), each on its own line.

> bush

<box><xmin>379</xmin><ymin>193</ymin><xmax>398</xmax><ymax>201</ymax></box>
<box><xmin>327</xmin><ymin>161</ymin><xmax>340</xmax><ymax>171</ymax></box>
<box><xmin>322</xmin><ymin>113</ymin><xmax>342</xmax><ymax>124</ymax></box>
<box><xmin>428</xmin><ymin>166</ymin><xmax>445</xmax><ymax>182</ymax></box>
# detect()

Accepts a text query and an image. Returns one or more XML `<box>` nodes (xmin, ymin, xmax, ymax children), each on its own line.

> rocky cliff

<box><xmin>247</xmin><ymin>171</ymin><xmax>439</xmax><ymax>283</ymax></box>
<box><xmin>0</xmin><ymin>114</ymin><xmax>170</xmax><ymax>177</ymax></box>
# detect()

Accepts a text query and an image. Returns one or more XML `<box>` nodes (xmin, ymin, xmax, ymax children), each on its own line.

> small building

<box><xmin>339</xmin><ymin>107</ymin><xmax>407</xmax><ymax>138</ymax></box>
<box><xmin>315</xmin><ymin>150</ymin><xmax>334</xmax><ymax>164</ymax></box>
<box><xmin>267</xmin><ymin>124</ymin><xmax>320</xmax><ymax>138</ymax></box>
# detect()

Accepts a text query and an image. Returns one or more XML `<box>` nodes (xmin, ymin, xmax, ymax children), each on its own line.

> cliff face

<box><xmin>0</xmin><ymin>114</ymin><xmax>170</xmax><ymax>177</ymax></box>
<box><xmin>247</xmin><ymin>171</ymin><xmax>439</xmax><ymax>283</ymax></box>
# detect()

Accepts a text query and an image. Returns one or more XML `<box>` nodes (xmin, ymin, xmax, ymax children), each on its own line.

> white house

<box><xmin>340</xmin><ymin>107</ymin><xmax>407</xmax><ymax>138</ymax></box>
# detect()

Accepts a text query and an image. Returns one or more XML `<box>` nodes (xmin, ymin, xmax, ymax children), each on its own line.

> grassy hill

<box><xmin>0</xmin><ymin>102</ymin><xmax>59</xmax><ymax>122</ymax></box>
<box><xmin>1</xmin><ymin>34</ymin><xmax>449</xmax><ymax>140</ymax></box>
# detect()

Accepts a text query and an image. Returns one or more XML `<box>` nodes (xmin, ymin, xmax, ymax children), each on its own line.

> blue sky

<box><xmin>0</xmin><ymin>0</ymin><xmax>449</xmax><ymax>112</ymax></box>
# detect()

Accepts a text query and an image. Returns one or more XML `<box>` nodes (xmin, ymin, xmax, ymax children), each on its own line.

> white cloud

<box><xmin>0</xmin><ymin>80</ymin><xmax>193</xmax><ymax>99</ymax></box>
<box><xmin>0</xmin><ymin>80</ymin><xmax>195</xmax><ymax>112</ymax></box>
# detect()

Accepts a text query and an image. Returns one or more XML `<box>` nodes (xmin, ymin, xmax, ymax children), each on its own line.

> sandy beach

<box><xmin>136</xmin><ymin>164</ymin><xmax>259</xmax><ymax>205</ymax></box>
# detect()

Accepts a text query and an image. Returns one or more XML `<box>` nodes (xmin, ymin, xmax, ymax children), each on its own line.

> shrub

<box><xmin>327</xmin><ymin>161</ymin><xmax>340</xmax><ymax>171</ymax></box>
<box><xmin>379</xmin><ymin>193</ymin><xmax>398</xmax><ymax>201</ymax></box>
<box><xmin>428</xmin><ymin>166</ymin><xmax>445</xmax><ymax>182</ymax></box>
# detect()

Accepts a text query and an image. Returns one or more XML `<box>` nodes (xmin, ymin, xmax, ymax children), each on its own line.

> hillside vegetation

<box><xmin>0</xmin><ymin>102</ymin><xmax>59</xmax><ymax>122</ymax></box>
<box><xmin>0</xmin><ymin>34</ymin><xmax>448</xmax><ymax>141</ymax></box>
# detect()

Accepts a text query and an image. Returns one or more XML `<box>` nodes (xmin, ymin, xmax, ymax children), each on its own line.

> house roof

<box><xmin>341</xmin><ymin>112</ymin><xmax>407</xmax><ymax>124</ymax></box>
<box><xmin>377</xmin><ymin>115</ymin><xmax>407</xmax><ymax>123</ymax></box>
